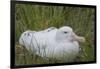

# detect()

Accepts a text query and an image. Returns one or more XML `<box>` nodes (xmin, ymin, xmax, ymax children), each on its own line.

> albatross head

<box><xmin>56</xmin><ymin>26</ymin><xmax>85</xmax><ymax>42</ymax></box>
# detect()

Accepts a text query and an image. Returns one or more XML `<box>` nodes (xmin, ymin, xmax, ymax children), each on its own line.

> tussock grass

<box><xmin>15</xmin><ymin>4</ymin><xmax>95</xmax><ymax>65</ymax></box>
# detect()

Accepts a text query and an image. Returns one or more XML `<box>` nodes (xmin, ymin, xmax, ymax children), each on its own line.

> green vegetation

<box><xmin>15</xmin><ymin>3</ymin><xmax>95</xmax><ymax>65</ymax></box>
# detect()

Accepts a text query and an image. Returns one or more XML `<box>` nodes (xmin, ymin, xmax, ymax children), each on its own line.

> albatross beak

<box><xmin>72</xmin><ymin>33</ymin><xmax>85</xmax><ymax>42</ymax></box>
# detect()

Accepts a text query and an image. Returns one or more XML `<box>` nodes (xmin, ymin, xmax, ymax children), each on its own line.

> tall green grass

<box><xmin>15</xmin><ymin>3</ymin><xmax>95</xmax><ymax>65</ymax></box>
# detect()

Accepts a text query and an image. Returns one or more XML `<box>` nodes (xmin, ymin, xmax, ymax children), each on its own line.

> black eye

<box><xmin>64</xmin><ymin>31</ymin><xmax>68</xmax><ymax>34</ymax></box>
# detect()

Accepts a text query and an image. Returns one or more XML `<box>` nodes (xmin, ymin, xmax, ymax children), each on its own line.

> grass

<box><xmin>15</xmin><ymin>3</ymin><xmax>95</xmax><ymax>65</ymax></box>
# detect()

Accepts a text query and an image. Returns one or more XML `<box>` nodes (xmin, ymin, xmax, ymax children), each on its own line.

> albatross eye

<box><xmin>64</xmin><ymin>31</ymin><xmax>68</xmax><ymax>34</ymax></box>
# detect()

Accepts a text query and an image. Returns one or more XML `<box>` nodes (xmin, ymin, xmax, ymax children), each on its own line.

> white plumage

<box><xmin>19</xmin><ymin>26</ymin><xmax>85</xmax><ymax>61</ymax></box>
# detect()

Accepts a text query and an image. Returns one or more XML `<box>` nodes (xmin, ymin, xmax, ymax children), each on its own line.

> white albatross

<box><xmin>19</xmin><ymin>26</ymin><xmax>85</xmax><ymax>61</ymax></box>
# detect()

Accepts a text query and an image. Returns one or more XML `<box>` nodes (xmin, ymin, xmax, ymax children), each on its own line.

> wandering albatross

<box><xmin>19</xmin><ymin>26</ymin><xmax>85</xmax><ymax>61</ymax></box>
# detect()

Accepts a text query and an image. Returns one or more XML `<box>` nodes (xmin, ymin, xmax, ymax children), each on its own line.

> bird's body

<box><xmin>19</xmin><ymin>26</ymin><xmax>85</xmax><ymax>61</ymax></box>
